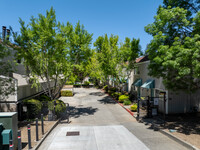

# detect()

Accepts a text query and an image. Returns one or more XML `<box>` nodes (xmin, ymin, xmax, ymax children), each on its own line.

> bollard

<box><xmin>27</xmin><ymin>124</ymin><xmax>32</xmax><ymax>149</ymax></box>
<box><xmin>41</xmin><ymin>114</ymin><xmax>44</xmax><ymax>135</ymax></box>
<box><xmin>36</xmin><ymin>118</ymin><xmax>39</xmax><ymax>141</ymax></box>
<box><xmin>18</xmin><ymin>130</ymin><xmax>22</xmax><ymax>150</ymax></box>
<box><xmin>9</xmin><ymin>140</ymin><xmax>13</xmax><ymax>150</ymax></box>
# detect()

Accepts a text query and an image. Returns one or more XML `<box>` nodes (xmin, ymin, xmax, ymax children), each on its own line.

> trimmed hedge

<box><xmin>118</xmin><ymin>95</ymin><xmax>129</xmax><ymax>103</ymax></box>
<box><xmin>123</xmin><ymin>100</ymin><xmax>132</xmax><ymax>105</ymax></box>
<box><xmin>130</xmin><ymin>104</ymin><xmax>137</xmax><ymax>112</ymax></box>
<box><xmin>61</xmin><ymin>90</ymin><xmax>73</xmax><ymax>96</ymax></box>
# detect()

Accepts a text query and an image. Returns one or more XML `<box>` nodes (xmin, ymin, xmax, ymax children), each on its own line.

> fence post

<box><xmin>41</xmin><ymin>114</ymin><xmax>44</xmax><ymax>135</ymax></box>
<box><xmin>36</xmin><ymin>118</ymin><xmax>39</xmax><ymax>141</ymax></box>
<box><xmin>163</xmin><ymin>92</ymin><xmax>166</xmax><ymax>126</ymax></box>
<box><xmin>66</xmin><ymin>103</ymin><xmax>69</xmax><ymax>123</ymax></box>
<box><xmin>137</xmin><ymin>97</ymin><xmax>140</xmax><ymax>120</ymax></box>
<box><xmin>27</xmin><ymin>124</ymin><xmax>31</xmax><ymax>149</ymax></box>
<box><xmin>17</xmin><ymin>130</ymin><xmax>22</xmax><ymax>150</ymax></box>
<box><xmin>9</xmin><ymin>140</ymin><xmax>13</xmax><ymax>150</ymax></box>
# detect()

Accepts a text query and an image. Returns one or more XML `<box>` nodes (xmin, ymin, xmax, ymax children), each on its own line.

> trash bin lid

<box><xmin>0</xmin><ymin>112</ymin><xmax>17</xmax><ymax>118</ymax></box>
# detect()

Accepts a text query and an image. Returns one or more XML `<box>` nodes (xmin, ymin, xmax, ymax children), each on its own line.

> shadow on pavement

<box><xmin>89</xmin><ymin>92</ymin><xmax>105</xmax><ymax>96</ymax></box>
<box><xmin>98</xmin><ymin>96</ymin><xmax>117</xmax><ymax>104</ymax></box>
<box><xmin>69</xmin><ymin>106</ymin><xmax>98</xmax><ymax>118</ymax></box>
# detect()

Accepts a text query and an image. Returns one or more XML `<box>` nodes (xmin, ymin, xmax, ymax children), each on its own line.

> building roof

<box><xmin>136</xmin><ymin>55</ymin><xmax>149</xmax><ymax>63</ymax></box>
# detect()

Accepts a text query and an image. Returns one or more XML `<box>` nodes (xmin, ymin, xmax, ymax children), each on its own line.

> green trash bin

<box><xmin>2</xmin><ymin>129</ymin><xmax>12</xmax><ymax>145</ymax></box>
<box><xmin>0</xmin><ymin>112</ymin><xmax>18</xmax><ymax>150</ymax></box>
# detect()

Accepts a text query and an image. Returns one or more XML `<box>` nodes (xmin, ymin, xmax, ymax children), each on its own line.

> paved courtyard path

<box><xmin>38</xmin><ymin>88</ymin><xmax>188</xmax><ymax>150</ymax></box>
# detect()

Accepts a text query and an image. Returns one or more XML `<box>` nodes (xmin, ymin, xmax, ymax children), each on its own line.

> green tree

<box><xmin>0</xmin><ymin>40</ymin><xmax>16</xmax><ymax>100</ymax></box>
<box><xmin>94</xmin><ymin>34</ymin><xmax>119</xmax><ymax>84</ymax></box>
<box><xmin>94</xmin><ymin>35</ymin><xmax>141</xmax><ymax>90</ymax></box>
<box><xmin>13</xmin><ymin>7</ymin><xmax>72</xmax><ymax>100</ymax></box>
<box><xmin>62</xmin><ymin>21</ymin><xmax>93</xmax><ymax>83</ymax></box>
<box><xmin>145</xmin><ymin>5</ymin><xmax>200</xmax><ymax>92</ymax></box>
<box><xmin>86</xmin><ymin>50</ymin><xmax>104</xmax><ymax>85</ymax></box>
<box><xmin>116</xmin><ymin>38</ymin><xmax>141</xmax><ymax>89</ymax></box>
<box><xmin>163</xmin><ymin>0</ymin><xmax>200</xmax><ymax>18</ymax></box>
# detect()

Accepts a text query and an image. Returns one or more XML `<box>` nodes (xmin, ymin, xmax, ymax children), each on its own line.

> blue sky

<box><xmin>0</xmin><ymin>0</ymin><xmax>162</xmax><ymax>51</ymax></box>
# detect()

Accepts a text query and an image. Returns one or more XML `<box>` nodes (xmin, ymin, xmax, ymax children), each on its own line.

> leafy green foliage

<box><xmin>103</xmin><ymin>85</ymin><xmax>109</xmax><ymax>92</ymax></box>
<box><xmin>83</xmin><ymin>81</ymin><xmax>90</xmax><ymax>86</ymax></box>
<box><xmin>13</xmin><ymin>7</ymin><xmax>72</xmax><ymax>100</ymax></box>
<box><xmin>118</xmin><ymin>95</ymin><xmax>129</xmax><ymax>103</ymax></box>
<box><xmin>0</xmin><ymin>40</ymin><xmax>16</xmax><ymax>100</ymax></box>
<box><xmin>123</xmin><ymin>100</ymin><xmax>132</xmax><ymax>105</ymax></box>
<box><xmin>130</xmin><ymin>104</ymin><xmax>137</xmax><ymax>112</ymax></box>
<box><xmin>61</xmin><ymin>90</ymin><xmax>73</xmax><ymax>96</ymax></box>
<box><xmin>111</xmin><ymin>92</ymin><xmax>121</xmax><ymax>100</ymax></box>
<box><xmin>94</xmin><ymin>34</ymin><xmax>141</xmax><ymax>90</ymax></box>
<box><xmin>145</xmin><ymin>5</ymin><xmax>200</xmax><ymax>92</ymax></box>
<box><xmin>63</xmin><ymin>21</ymin><xmax>93</xmax><ymax>83</ymax></box>
<box><xmin>48</xmin><ymin>99</ymin><xmax>66</xmax><ymax>117</ymax></box>
<box><xmin>23</xmin><ymin>99</ymin><xmax>42</xmax><ymax>119</ymax></box>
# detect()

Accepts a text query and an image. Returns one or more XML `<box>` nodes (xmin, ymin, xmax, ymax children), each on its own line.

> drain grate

<box><xmin>66</xmin><ymin>131</ymin><xmax>80</xmax><ymax>136</ymax></box>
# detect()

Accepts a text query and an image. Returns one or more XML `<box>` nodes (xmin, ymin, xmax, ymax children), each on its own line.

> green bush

<box><xmin>38</xmin><ymin>94</ymin><xmax>51</xmax><ymax>101</ymax></box>
<box><xmin>23</xmin><ymin>99</ymin><xmax>42</xmax><ymax>119</ymax></box>
<box><xmin>48</xmin><ymin>100</ymin><xmax>66</xmax><ymax>117</ymax></box>
<box><xmin>61</xmin><ymin>90</ymin><xmax>73</xmax><ymax>96</ymax></box>
<box><xmin>82</xmin><ymin>81</ymin><xmax>90</xmax><ymax>87</ymax></box>
<box><xmin>123</xmin><ymin>100</ymin><xmax>132</xmax><ymax>105</ymax></box>
<box><xmin>108</xmin><ymin>90</ymin><xmax>114</xmax><ymax>95</ymax></box>
<box><xmin>66</xmin><ymin>81</ymin><xmax>74</xmax><ymax>85</ymax></box>
<box><xmin>130</xmin><ymin>104</ymin><xmax>137</xmax><ymax>112</ymax></box>
<box><xmin>111</xmin><ymin>92</ymin><xmax>121</xmax><ymax>100</ymax></box>
<box><xmin>103</xmin><ymin>85</ymin><xmax>109</xmax><ymax>92</ymax></box>
<box><xmin>118</xmin><ymin>95</ymin><xmax>129</xmax><ymax>103</ymax></box>
<box><xmin>110</xmin><ymin>87</ymin><xmax>117</xmax><ymax>92</ymax></box>
<box><xmin>83</xmin><ymin>81</ymin><xmax>90</xmax><ymax>86</ymax></box>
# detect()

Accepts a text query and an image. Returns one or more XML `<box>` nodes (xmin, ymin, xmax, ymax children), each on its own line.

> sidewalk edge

<box><xmin>32</xmin><ymin>119</ymin><xmax>60</xmax><ymax>150</ymax></box>
<box><xmin>159</xmin><ymin>129</ymin><xmax>200</xmax><ymax>150</ymax></box>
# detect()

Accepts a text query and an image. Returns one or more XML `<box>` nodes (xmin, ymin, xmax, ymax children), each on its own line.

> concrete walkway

<box><xmin>38</xmin><ymin>88</ymin><xmax>188</xmax><ymax>150</ymax></box>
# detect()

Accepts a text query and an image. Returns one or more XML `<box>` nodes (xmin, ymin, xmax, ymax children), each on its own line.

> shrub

<box><xmin>82</xmin><ymin>81</ymin><xmax>90</xmax><ymax>87</ymax></box>
<box><xmin>110</xmin><ymin>87</ymin><xmax>117</xmax><ymax>92</ymax></box>
<box><xmin>111</xmin><ymin>92</ymin><xmax>121</xmax><ymax>100</ymax></box>
<box><xmin>48</xmin><ymin>100</ymin><xmax>66</xmax><ymax>117</ymax></box>
<box><xmin>66</xmin><ymin>81</ymin><xmax>74</xmax><ymax>85</ymax></box>
<box><xmin>123</xmin><ymin>100</ymin><xmax>132</xmax><ymax>105</ymax></box>
<box><xmin>108</xmin><ymin>90</ymin><xmax>114</xmax><ymax>95</ymax></box>
<box><xmin>83</xmin><ymin>81</ymin><xmax>90</xmax><ymax>86</ymax></box>
<box><xmin>130</xmin><ymin>104</ymin><xmax>137</xmax><ymax>112</ymax></box>
<box><xmin>103</xmin><ymin>85</ymin><xmax>109</xmax><ymax>92</ymax></box>
<box><xmin>23</xmin><ymin>99</ymin><xmax>42</xmax><ymax>119</ymax></box>
<box><xmin>61</xmin><ymin>90</ymin><xmax>73</xmax><ymax>96</ymax></box>
<box><xmin>38</xmin><ymin>94</ymin><xmax>51</xmax><ymax>102</ymax></box>
<box><xmin>118</xmin><ymin>95</ymin><xmax>129</xmax><ymax>103</ymax></box>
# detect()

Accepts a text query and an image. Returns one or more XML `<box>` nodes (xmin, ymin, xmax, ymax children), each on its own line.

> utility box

<box><xmin>0</xmin><ymin>112</ymin><xmax>18</xmax><ymax>150</ymax></box>
<box><xmin>2</xmin><ymin>129</ymin><xmax>12</xmax><ymax>145</ymax></box>
<box><xmin>0</xmin><ymin>123</ymin><xmax>3</xmax><ymax>150</ymax></box>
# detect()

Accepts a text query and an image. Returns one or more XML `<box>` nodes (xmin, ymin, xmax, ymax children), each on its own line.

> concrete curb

<box><xmin>101</xmin><ymin>89</ymin><xmax>134</xmax><ymax>117</ymax></box>
<box><xmin>32</xmin><ymin>119</ymin><xmax>60</xmax><ymax>150</ymax></box>
<box><xmin>159</xmin><ymin>129</ymin><xmax>200</xmax><ymax>150</ymax></box>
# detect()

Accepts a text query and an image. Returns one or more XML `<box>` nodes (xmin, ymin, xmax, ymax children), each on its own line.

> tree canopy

<box><xmin>145</xmin><ymin>2</ymin><xmax>200</xmax><ymax>92</ymax></box>
<box><xmin>13</xmin><ymin>7</ymin><xmax>72</xmax><ymax>100</ymax></box>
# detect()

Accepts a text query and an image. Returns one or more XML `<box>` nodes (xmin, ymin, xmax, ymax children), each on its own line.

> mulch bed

<box><xmin>164</xmin><ymin>113</ymin><xmax>200</xmax><ymax>149</ymax></box>
<box><xmin>18</xmin><ymin>120</ymin><xmax>56</xmax><ymax>149</ymax></box>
